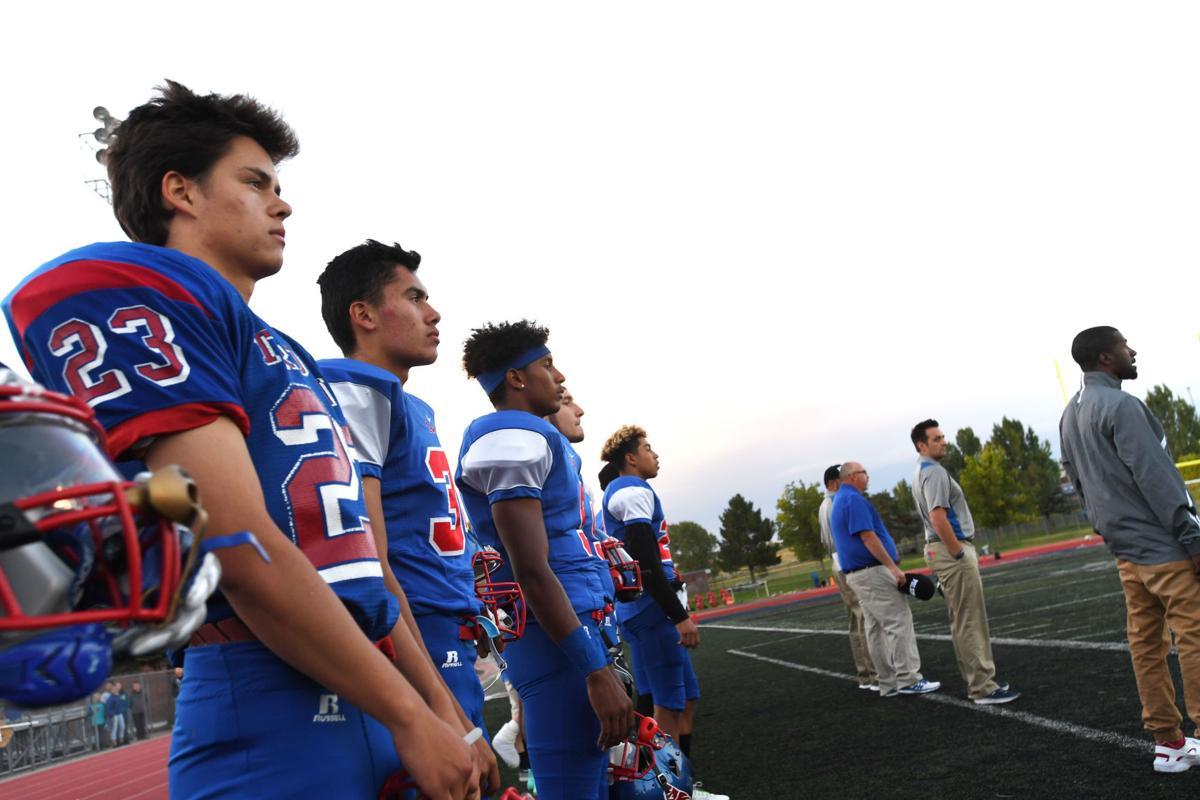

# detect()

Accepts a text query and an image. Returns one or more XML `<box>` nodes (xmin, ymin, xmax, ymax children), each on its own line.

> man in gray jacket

<box><xmin>1060</xmin><ymin>325</ymin><xmax>1200</xmax><ymax>773</ymax></box>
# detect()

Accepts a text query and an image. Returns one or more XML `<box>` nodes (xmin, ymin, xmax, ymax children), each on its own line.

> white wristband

<box><xmin>463</xmin><ymin>726</ymin><xmax>484</xmax><ymax>745</ymax></box>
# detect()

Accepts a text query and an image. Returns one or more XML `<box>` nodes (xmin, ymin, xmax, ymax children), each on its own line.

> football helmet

<box><xmin>610</xmin><ymin>714</ymin><xmax>694</xmax><ymax>800</ymax></box>
<box><xmin>472</xmin><ymin>548</ymin><xmax>526</xmax><ymax>641</ymax></box>
<box><xmin>600</xmin><ymin>538</ymin><xmax>643</xmax><ymax>602</ymax></box>
<box><xmin>0</xmin><ymin>373</ymin><xmax>220</xmax><ymax>707</ymax></box>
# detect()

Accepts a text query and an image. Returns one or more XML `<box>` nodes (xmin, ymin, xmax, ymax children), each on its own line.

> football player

<box><xmin>456</xmin><ymin>321</ymin><xmax>634</xmax><ymax>800</ymax></box>
<box><xmin>601</xmin><ymin>427</ymin><xmax>726</xmax><ymax>800</ymax></box>
<box><xmin>545</xmin><ymin>389</ymin><xmax>621</xmax><ymax>648</ymax></box>
<box><xmin>315</xmin><ymin>239</ymin><xmax>500</xmax><ymax>794</ymax></box>
<box><xmin>3</xmin><ymin>82</ymin><xmax>476</xmax><ymax>799</ymax></box>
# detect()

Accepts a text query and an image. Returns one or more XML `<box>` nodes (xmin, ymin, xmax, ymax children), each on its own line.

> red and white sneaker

<box><xmin>1153</xmin><ymin>738</ymin><xmax>1200</xmax><ymax>773</ymax></box>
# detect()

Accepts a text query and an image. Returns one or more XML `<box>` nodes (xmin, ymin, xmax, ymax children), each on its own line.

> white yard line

<box><xmin>727</xmin><ymin>648</ymin><xmax>1150</xmax><ymax>753</ymax></box>
<box><xmin>704</xmin><ymin>622</ymin><xmax>1130</xmax><ymax>652</ymax></box>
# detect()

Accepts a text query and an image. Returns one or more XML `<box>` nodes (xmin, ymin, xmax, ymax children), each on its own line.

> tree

<box><xmin>869</xmin><ymin>487</ymin><xmax>921</xmax><ymax>541</ymax></box>
<box><xmin>987</xmin><ymin>417</ymin><xmax>1070</xmax><ymax>516</ymax></box>
<box><xmin>959</xmin><ymin>444</ymin><xmax>1038</xmax><ymax>527</ymax></box>
<box><xmin>775</xmin><ymin>480</ymin><xmax>825</xmax><ymax>568</ymax></box>
<box><xmin>1145</xmin><ymin>385</ymin><xmax>1200</xmax><ymax>460</ymax></box>
<box><xmin>718</xmin><ymin>494</ymin><xmax>781</xmax><ymax>580</ymax></box>
<box><xmin>939</xmin><ymin>443</ymin><xmax>965</xmax><ymax>481</ymax></box>
<box><xmin>670</xmin><ymin>520</ymin><xmax>718</xmax><ymax>573</ymax></box>
<box><xmin>956</xmin><ymin>427</ymin><xmax>982</xmax><ymax>457</ymax></box>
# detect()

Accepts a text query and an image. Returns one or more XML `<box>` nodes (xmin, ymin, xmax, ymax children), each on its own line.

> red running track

<box><xmin>0</xmin><ymin>736</ymin><xmax>170</xmax><ymax>800</ymax></box>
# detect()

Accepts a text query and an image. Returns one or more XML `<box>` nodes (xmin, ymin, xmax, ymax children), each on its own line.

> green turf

<box><xmin>484</xmin><ymin>545</ymin><xmax>1196</xmax><ymax>798</ymax></box>
<box><xmin>708</xmin><ymin>527</ymin><xmax>1094</xmax><ymax>601</ymax></box>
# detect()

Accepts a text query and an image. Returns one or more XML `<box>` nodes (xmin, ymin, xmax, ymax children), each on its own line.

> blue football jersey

<box><xmin>563</xmin><ymin>438</ymin><xmax>615</xmax><ymax>606</ymax></box>
<box><xmin>456</xmin><ymin>411</ymin><xmax>608</xmax><ymax>616</ymax></box>
<box><xmin>602</xmin><ymin>475</ymin><xmax>675</xmax><ymax>622</ymax></box>
<box><xmin>4</xmin><ymin>242</ymin><xmax>397</xmax><ymax>640</ymax></box>
<box><xmin>320</xmin><ymin>358</ymin><xmax>477</xmax><ymax>617</ymax></box>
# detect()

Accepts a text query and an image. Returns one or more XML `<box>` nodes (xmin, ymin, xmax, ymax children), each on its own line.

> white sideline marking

<box><xmin>727</xmin><ymin>649</ymin><xmax>1151</xmax><ymax>753</ymax></box>
<box><xmin>704</xmin><ymin>623</ymin><xmax>1130</xmax><ymax>652</ymax></box>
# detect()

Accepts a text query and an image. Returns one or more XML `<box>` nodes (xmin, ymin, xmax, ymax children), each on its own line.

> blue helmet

<box><xmin>610</xmin><ymin>715</ymin><xmax>694</xmax><ymax>800</ymax></box>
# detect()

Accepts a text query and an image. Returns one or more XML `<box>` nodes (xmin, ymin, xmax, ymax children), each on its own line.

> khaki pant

<box><xmin>832</xmin><ymin>568</ymin><xmax>877</xmax><ymax>684</ymax></box>
<box><xmin>1115</xmin><ymin>558</ymin><xmax>1200</xmax><ymax>743</ymax></box>
<box><xmin>846</xmin><ymin>565</ymin><xmax>922</xmax><ymax>694</ymax></box>
<box><xmin>925</xmin><ymin>540</ymin><xmax>998</xmax><ymax>699</ymax></box>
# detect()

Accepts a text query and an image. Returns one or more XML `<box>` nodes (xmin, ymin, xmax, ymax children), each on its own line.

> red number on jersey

<box><xmin>658</xmin><ymin>520</ymin><xmax>673</xmax><ymax>563</ymax></box>
<box><xmin>108</xmin><ymin>305</ymin><xmax>190</xmax><ymax>386</ymax></box>
<box><xmin>425</xmin><ymin>447</ymin><xmax>466</xmax><ymax>556</ymax></box>
<box><xmin>48</xmin><ymin>319</ymin><xmax>130</xmax><ymax>406</ymax></box>
<box><xmin>48</xmin><ymin>305</ymin><xmax>192</xmax><ymax>407</ymax></box>
<box><xmin>273</xmin><ymin>385</ymin><xmax>379</xmax><ymax>574</ymax></box>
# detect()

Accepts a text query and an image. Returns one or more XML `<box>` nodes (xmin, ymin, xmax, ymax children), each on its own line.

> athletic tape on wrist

<box><xmin>463</xmin><ymin>726</ymin><xmax>484</xmax><ymax>745</ymax></box>
<box><xmin>561</xmin><ymin>624</ymin><xmax>608</xmax><ymax>675</ymax></box>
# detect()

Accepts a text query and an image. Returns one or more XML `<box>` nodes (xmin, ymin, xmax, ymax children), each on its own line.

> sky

<box><xmin>1</xmin><ymin>2</ymin><xmax>1198</xmax><ymax>535</ymax></box>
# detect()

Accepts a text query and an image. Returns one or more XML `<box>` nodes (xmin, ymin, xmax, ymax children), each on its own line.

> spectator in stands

<box><xmin>817</xmin><ymin>463</ymin><xmax>877</xmax><ymax>691</ymax></box>
<box><xmin>106</xmin><ymin>681</ymin><xmax>127</xmax><ymax>745</ymax></box>
<box><xmin>89</xmin><ymin>692</ymin><xmax>107</xmax><ymax>748</ymax></box>
<box><xmin>130</xmin><ymin>681</ymin><xmax>148</xmax><ymax>740</ymax></box>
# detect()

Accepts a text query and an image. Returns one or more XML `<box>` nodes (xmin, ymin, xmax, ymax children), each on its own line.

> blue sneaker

<box><xmin>880</xmin><ymin>688</ymin><xmax>900</xmax><ymax>698</ymax></box>
<box><xmin>974</xmin><ymin>687</ymin><xmax>1020</xmax><ymax>704</ymax></box>
<box><xmin>898</xmin><ymin>678</ymin><xmax>941</xmax><ymax>695</ymax></box>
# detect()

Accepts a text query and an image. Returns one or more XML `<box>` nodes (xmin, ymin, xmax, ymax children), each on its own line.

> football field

<box><xmin>666</xmin><ymin>544</ymin><xmax>1200</xmax><ymax>799</ymax></box>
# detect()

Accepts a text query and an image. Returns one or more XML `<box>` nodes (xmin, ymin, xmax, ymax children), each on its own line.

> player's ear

<box><xmin>348</xmin><ymin>300</ymin><xmax>376</xmax><ymax>334</ymax></box>
<box><xmin>161</xmin><ymin>170</ymin><xmax>196</xmax><ymax>218</ymax></box>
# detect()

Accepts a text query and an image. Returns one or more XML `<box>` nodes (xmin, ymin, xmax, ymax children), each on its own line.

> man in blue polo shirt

<box><xmin>830</xmin><ymin>461</ymin><xmax>940</xmax><ymax>698</ymax></box>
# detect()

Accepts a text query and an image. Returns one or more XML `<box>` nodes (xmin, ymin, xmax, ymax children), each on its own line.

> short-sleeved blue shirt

<box><xmin>829</xmin><ymin>484</ymin><xmax>898</xmax><ymax>571</ymax></box>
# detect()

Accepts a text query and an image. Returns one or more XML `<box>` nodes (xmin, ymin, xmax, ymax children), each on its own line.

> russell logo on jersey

<box><xmin>313</xmin><ymin>694</ymin><xmax>347</xmax><ymax>723</ymax></box>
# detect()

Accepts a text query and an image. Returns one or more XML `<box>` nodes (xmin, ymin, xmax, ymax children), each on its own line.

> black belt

<box><xmin>843</xmin><ymin>565</ymin><xmax>877</xmax><ymax>574</ymax></box>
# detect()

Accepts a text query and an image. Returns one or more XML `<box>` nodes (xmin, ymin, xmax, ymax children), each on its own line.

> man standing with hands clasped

<box><xmin>830</xmin><ymin>462</ymin><xmax>940</xmax><ymax>698</ymax></box>
<box><xmin>818</xmin><ymin>464</ymin><xmax>877</xmax><ymax>691</ymax></box>
<box><xmin>1060</xmin><ymin>326</ymin><xmax>1200</xmax><ymax>773</ymax></box>
<box><xmin>911</xmin><ymin>420</ymin><xmax>1019</xmax><ymax>705</ymax></box>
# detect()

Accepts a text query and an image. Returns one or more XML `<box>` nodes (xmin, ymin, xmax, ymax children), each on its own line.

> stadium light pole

<box><xmin>80</xmin><ymin>105</ymin><xmax>121</xmax><ymax>204</ymax></box>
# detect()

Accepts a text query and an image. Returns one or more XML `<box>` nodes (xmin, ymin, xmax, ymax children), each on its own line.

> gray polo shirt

<box><xmin>1060</xmin><ymin>371</ymin><xmax>1200</xmax><ymax>565</ymax></box>
<box><xmin>913</xmin><ymin>455</ymin><xmax>975</xmax><ymax>543</ymax></box>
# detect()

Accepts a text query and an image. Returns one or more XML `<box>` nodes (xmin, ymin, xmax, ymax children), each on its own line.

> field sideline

<box><xmin>656</xmin><ymin>545</ymin><xmax>1194</xmax><ymax>799</ymax></box>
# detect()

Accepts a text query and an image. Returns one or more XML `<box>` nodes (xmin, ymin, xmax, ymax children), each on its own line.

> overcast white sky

<box><xmin>2</xmin><ymin>2</ymin><xmax>1197</xmax><ymax>534</ymax></box>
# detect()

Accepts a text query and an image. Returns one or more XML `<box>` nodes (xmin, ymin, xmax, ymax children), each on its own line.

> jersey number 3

<box><xmin>425</xmin><ymin>447</ymin><xmax>466</xmax><ymax>556</ymax></box>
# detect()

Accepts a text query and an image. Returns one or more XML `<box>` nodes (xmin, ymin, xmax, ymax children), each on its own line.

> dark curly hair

<box><xmin>317</xmin><ymin>239</ymin><xmax>421</xmax><ymax>355</ymax></box>
<box><xmin>462</xmin><ymin>320</ymin><xmax>550</xmax><ymax>403</ymax></box>
<box><xmin>106</xmin><ymin>79</ymin><xmax>299</xmax><ymax>245</ymax></box>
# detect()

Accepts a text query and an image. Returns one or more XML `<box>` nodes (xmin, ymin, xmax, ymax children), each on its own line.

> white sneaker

<box><xmin>693</xmin><ymin>787</ymin><xmax>731</xmax><ymax>800</ymax></box>
<box><xmin>1152</xmin><ymin>738</ymin><xmax>1200</xmax><ymax>773</ymax></box>
<box><xmin>491</xmin><ymin>719</ymin><xmax>519</xmax><ymax>768</ymax></box>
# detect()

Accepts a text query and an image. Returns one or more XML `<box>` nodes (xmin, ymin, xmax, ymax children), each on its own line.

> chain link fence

<box><xmin>0</xmin><ymin>668</ymin><xmax>178</xmax><ymax>778</ymax></box>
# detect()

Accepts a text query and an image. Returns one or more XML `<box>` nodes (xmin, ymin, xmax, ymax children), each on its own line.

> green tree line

<box><xmin>673</xmin><ymin>385</ymin><xmax>1200</xmax><ymax>576</ymax></box>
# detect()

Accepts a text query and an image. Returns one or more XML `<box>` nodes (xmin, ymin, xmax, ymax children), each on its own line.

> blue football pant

<box><xmin>620</xmin><ymin>607</ymin><xmax>700</xmax><ymax>712</ymax></box>
<box><xmin>503</xmin><ymin>613</ymin><xmax>608</xmax><ymax>800</ymax></box>
<box><xmin>169</xmin><ymin>641</ymin><xmax>400</xmax><ymax>799</ymax></box>
<box><xmin>414</xmin><ymin>612</ymin><xmax>487</xmax><ymax>733</ymax></box>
